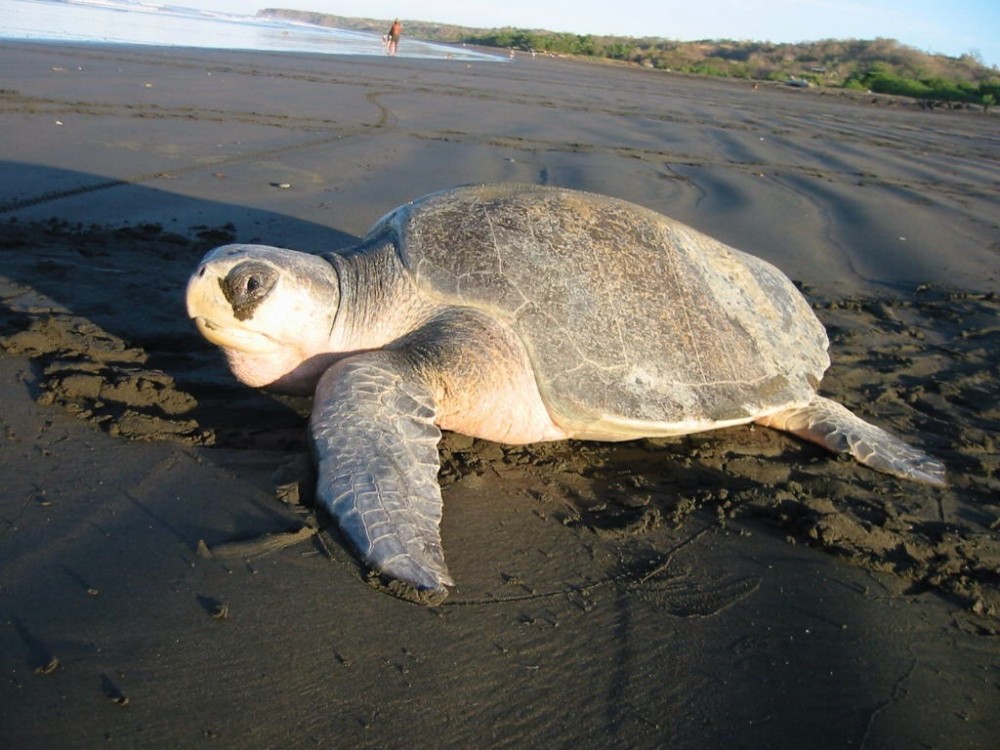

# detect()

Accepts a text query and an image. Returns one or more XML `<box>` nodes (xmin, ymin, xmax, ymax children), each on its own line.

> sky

<box><xmin>186</xmin><ymin>0</ymin><xmax>999</xmax><ymax>67</ymax></box>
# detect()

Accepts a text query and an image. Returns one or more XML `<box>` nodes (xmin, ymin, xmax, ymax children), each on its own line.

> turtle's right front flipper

<box><xmin>310</xmin><ymin>353</ymin><xmax>453</xmax><ymax>598</ymax></box>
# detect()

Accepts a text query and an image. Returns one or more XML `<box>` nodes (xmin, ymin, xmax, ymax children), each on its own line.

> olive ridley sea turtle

<box><xmin>186</xmin><ymin>184</ymin><xmax>945</xmax><ymax>600</ymax></box>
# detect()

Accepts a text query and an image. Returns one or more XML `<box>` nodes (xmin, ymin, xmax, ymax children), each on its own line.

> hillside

<box><xmin>260</xmin><ymin>8</ymin><xmax>999</xmax><ymax>109</ymax></box>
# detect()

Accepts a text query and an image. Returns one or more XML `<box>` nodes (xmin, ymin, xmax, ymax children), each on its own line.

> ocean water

<box><xmin>0</xmin><ymin>0</ymin><xmax>501</xmax><ymax>61</ymax></box>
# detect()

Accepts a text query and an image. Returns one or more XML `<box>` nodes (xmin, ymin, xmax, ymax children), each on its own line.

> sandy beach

<box><xmin>1</xmin><ymin>40</ymin><xmax>998</xmax><ymax>748</ymax></box>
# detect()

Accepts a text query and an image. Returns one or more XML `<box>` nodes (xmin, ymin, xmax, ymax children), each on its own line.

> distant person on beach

<box><xmin>387</xmin><ymin>19</ymin><xmax>402</xmax><ymax>56</ymax></box>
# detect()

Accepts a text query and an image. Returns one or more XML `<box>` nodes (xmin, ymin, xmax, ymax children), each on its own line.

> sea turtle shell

<box><xmin>371</xmin><ymin>184</ymin><xmax>830</xmax><ymax>437</ymax></box>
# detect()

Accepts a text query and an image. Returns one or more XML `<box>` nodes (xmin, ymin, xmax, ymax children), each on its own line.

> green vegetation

<box><xmin>843</xmin><ymin>63</ymin><xmax>1000</xmax><ymax>110</ymax></box>
<box><xmin>260</xmin><ymin>9</ymin><xmax>998</xmax><ymax>109</ymax></box>
<box><xmin>473</xmin><ymin>29</ymin><xmax>598</xmax><ymax>56</ymax></box>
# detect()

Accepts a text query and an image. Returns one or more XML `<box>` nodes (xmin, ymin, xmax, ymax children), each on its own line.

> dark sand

<box><xmin>1</xmin><ymin>41</ymin><xmax>998</xmax><ymax>748</ymax></box>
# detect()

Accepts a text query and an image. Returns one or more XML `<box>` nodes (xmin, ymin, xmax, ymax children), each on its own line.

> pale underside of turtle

<box><xmin>186</xmin><ymin>184</ymin><xmax>945</xmax><ymax>601</ymax></box>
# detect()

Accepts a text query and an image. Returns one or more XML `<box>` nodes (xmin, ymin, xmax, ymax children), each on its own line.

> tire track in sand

<box><xmin>0</xmin><ymin>90</ymin><xmax>395</xmax><ymax>215</ymax></box>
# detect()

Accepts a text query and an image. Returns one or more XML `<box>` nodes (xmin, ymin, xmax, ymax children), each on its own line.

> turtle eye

<box><xmin>219</xmin><ymin>261</ymin><xmax>278</xmax><ymax>321</ymax></box>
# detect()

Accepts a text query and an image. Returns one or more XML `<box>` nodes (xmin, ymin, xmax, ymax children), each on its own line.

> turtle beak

<box><xmin>185</xmin><ymin>259</ymin><xmax>237</xmax><ymax>334</ymax></box>
<box><xmin>191</xmin><ymin>315</ymin><xmax>222</xmax><ymax>342</ymax></box>
<box><xmin>186</xmin><ymin>261</ymin><xmax>221</xmax><ymax>324</ymax></box>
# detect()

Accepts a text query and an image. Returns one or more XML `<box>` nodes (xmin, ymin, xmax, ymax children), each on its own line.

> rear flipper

<box><xmin>757</xmin><ymin>395</ymin><xmax>946</xmax><ymax>487</ymax></box>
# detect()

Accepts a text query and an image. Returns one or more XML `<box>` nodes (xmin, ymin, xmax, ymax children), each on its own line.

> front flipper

<box><xmin>757</xmin><ymin>395</ymin><xmax>946</xmax><ymax>486</ymax></box>
<box><xmin>310</xmin><ymin>353</ymin><xmax>453</xmax><ymax>598</ymax></box>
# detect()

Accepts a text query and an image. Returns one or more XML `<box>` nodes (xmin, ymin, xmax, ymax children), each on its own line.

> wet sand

<box><xmin>1</xmin><ymin>41</ymin><xmax>998</xmax><ymax>748</ymax></box>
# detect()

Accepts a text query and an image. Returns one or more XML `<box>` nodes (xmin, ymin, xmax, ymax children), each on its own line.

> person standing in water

<box><xmin>387</xmin><ymin>19</ymin><xmax>402</xmax><ymax>56</ymax></box>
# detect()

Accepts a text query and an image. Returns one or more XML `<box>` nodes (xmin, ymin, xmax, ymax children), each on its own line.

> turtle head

<box><xmin>187</xmin><ymin>244</ymin><xmax>340</xmax><ymax>392</ymax></box>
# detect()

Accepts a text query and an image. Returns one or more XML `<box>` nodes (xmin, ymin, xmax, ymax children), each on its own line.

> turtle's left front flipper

<box><xmin>310</xmin><ymin>353</ymin><xmax>453</xmax><ymax>597</ymax></box>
